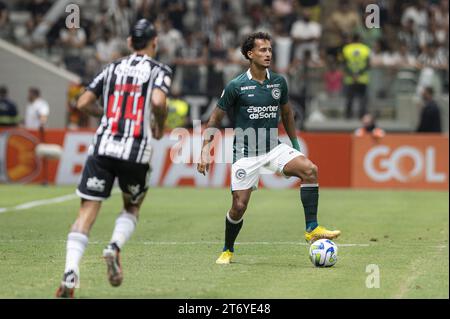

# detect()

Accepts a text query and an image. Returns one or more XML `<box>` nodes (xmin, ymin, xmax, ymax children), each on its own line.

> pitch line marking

<box><xmin>137</xmin><ymin>241</ymin><xmax>371</xmax><ymax>247</ymax></box>
<box><xmin>0</xmin><ymin>194</ymin><xmax>79</xmax><ymax>214</ymax></box>
<box><xmin>1</xmin><ymin>239</ymin><xmax>447</xmax><ymax>248</ymax></box>
<box><xmin>136</xmin><ymin>241</ymin><xmax>371</xmax><ymax>247</ymax></box>
<box><xmin>0</xmin><ymin>189</ymin><xmax>122</xmax><ymax>214</ymax></box>
<box><xmin>0</xmin><ymin>239</ymin><xmax>370</xmax><ymax>247</ymax></box>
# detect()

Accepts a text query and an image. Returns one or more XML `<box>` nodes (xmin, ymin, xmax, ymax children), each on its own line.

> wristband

<box><xmin>290</xmin><ymin>138</ymin><xmax>300</xmax><ymax>152</ymax></box>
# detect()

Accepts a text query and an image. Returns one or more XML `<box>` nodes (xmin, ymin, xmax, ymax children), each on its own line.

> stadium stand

<box><xmin>0</xmin><ymin>0</ymin><xmax>448</xmax><ymax>131</ymax></box>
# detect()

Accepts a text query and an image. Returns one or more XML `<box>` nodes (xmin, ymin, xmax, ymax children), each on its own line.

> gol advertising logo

<box><xmin>353</xmin><ymin>135</ymin><xmax>448</xmax><ymax>190</ymax></box>
<box><xmin>364</xmin><ymin>145</ymin><xmax>446</xmax><ymax>183</ymax></box>
<box><xmin>0</xmin><ymin>130</ymin><xmax>41</xmax><ymax>183</ymax></box>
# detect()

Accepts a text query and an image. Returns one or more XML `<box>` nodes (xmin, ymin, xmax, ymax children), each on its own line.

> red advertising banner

<box><xmin>301</xmin><ymin>133</ymin><xmax>352</xmax><ymax>188</ymax></box>
<box><xmin>1</xmin><ymin>128</ymin><xmax>447</xmax><ymax>190</ymax></box>
<box><xmin>352</xmin><ymin>135</ymin><xmax>449</xmax><ymax>190</ymax></box>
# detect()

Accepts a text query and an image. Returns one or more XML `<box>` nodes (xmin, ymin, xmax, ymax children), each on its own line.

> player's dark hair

<box><xmin>352</xmin><ymin>33</ymin><xmax>362</xmax><ymax>43</ymax></box>
<box><xmin>241</xmin><ymin>32</ymin><xmax>272</xmax><ymax>60</ymax></box>
<box><xmin>0</xmin><ymin>86</ymin><xmax>7</xmax><ymax>96</ymax></box>
<box><xmin>130</xmin><ymin>19</ymin><xmax>157</xmax><ymax>51</ymax></box>
<box><xmin>424</xmin><ymin>86</ymin><xmax>434</xmax><ymax>96</ymax></box>
<box><xmin>29</xmin><ymin>87</ymin><xmax>40</xmax><ymax>97</ymax></box>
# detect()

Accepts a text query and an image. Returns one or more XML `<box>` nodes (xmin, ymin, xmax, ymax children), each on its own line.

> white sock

<box><xmin>64</xmin><ymin>232</ymin><xmax>88</xmax><ymax>274</ymax></box>
<box><xmin>227</xmin><ymin>210</ymin><xmax>243</xmax><ymax>224</ymax></box>
<box><xmin>110</xmin><ymin>211</ymin><xmax>137</xmax><ymax>250</ymax></box>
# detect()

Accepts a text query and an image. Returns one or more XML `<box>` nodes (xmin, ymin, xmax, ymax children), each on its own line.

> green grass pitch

<box><xmin>0</xmin><ymin>185</ymin><xmax>448</xmax><ymax>298</ymax></box>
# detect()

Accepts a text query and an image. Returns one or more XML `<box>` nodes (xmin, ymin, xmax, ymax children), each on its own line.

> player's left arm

<box><xmin>279</xmin><ymin>77</ymin><xmax>300</xmax><ymax>151</ymax></box>
<box><xmin>150</xmin><ymin>88</ymin><xmax>168</xmax><ymax>140</ymax></box>
<box><xmin>151</xmin><ymin>67</ymin><xmax>172</xmax><ymax>140</ymax></box>
<box><xmin>280</xmin><ymin>103</ymin><xmax>300</xmax><ymax>151</ymax></box>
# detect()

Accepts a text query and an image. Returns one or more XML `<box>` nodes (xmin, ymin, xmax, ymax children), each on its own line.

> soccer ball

<box><xmin>309</xmin><ymin>239</ymin><xmax>338</xmax><ymax>267</ymax></box>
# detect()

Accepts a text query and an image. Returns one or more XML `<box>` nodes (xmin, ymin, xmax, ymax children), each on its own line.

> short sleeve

<box><xmin>38</xmin><ymin>100</ymin><xmax>50</xmax><ymax>117</ymax></box>
<box><xmin>217</xmin><ymin>81</ymin><xmax>237</xmax><ymax>111</ymax></box>
<box><xmin>280</xmin><ymin>76</ymin><xmax>289</xmax><ymax>105</ymax></box>
<box><xmin>87</xmin><ymin>68</ymin><xmax>106</xmax><ymax>97</ymax></box>
<box><xmin>153</xmin><ymin>65</ymin><xmax>173</xmax><ymax>95</ymax></box>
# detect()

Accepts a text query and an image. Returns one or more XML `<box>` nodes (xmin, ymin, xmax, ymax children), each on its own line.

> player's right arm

<box><xmin>77</xmin><ymin>68</ymin><xmax>106</xmax><ymax>118</ymax></box>
<box><xmin>197</xmin><ymin>81</ymin><xmax>237</xmax><ymax>176</ymax></box>
<box><xmin>77</xmin><ymin>90</ymin><xmax>103</xmax><ymax>117</ymax></box>
<box><xmin>197</xmin><ymin>107</ymin><xmax>226</xmax><ymax>176</ymax></box>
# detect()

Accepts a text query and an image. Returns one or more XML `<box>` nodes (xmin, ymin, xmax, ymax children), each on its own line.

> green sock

<box><xmin>223</xmin><ymin>212</ymin><xmax>243</xmax><ymax>252</ymax></box>
<box><xmin>301</xmin><ymin>184</ymin><xmax>319</xmax><ymax>232</ymax></box>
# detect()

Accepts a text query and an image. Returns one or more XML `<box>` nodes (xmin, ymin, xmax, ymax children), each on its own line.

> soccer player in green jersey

<box><xmin>197</xmin><ymin>32</ymin><xmax>341</xmax><ymax>264</ymax></box>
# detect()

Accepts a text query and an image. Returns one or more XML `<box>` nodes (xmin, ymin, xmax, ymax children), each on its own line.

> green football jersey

<box><xmin>217</xmin><ymin>69</ymin><xmax>289</xmax><ymax>161</ymax></box>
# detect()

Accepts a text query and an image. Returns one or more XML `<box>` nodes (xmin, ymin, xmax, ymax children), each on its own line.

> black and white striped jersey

<box><xmin>86</xmin><ymin>53</ymin><xmax>172</xmax><ymax>164</ymax></box>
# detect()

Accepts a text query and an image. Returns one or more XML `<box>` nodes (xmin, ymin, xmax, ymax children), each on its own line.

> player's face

<box><xmin>249</xmin><ymin>39</ymin><xmax>272</xmax><ymax>68</ymax></box>
<box><xmin>28</xmin><ymin>90</ymin><xmax>36</xmax><ymax>102</ymax></box>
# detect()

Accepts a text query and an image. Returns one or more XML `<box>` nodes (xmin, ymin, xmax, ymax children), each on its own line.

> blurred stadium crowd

<box><xmin>0</xmin><ymin>0</ymin><xmax>448</xmax><ymax>128</ymax></box>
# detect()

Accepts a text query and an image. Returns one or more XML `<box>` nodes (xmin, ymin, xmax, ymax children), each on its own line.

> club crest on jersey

<box><xmin>271</xmin><ymin>88</ymin><xmax>281</xmax><ymax>100</ymax></box>
<box><xmin>235</xmin><ymin>168</ymin><xmax>247</xmax><ymax>180</ymax></box>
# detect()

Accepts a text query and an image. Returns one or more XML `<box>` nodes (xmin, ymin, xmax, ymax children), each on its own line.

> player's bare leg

<box><xmin>103</xmin><ymin>192</ymin><xmax>146</xmax><ymax>287</ymax></box>
<box><xmin>217</xmin><ymin>189</ymin><xmax>252</xmax><ymax>264</ymax></box>
<box><xmin>71</xmin><ymin>199</ymin><xmax>102</xmax><ymax>234</ymax></box>
<box><xmin>56</xmin><ymin>199</ymin><xmax>102</xmax><ymax>298</ymax></box>
<box><xmin>230</xmin><ymin>188</ymin><xmax>252</xmax><ymax>221</ymax></box>
<box><xmin>283</xmin><ymin>156</ymin><xmax>341</xmax><ymax>243</ymax></box>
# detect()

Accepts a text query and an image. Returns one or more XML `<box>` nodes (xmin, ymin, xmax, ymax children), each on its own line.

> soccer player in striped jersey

<box><xmin>197</xmin><ymin>32</ymin><xmax>341</xmax><ymax>264</ymax></box>
<box><xmin>56</xmin><ymin>19</ymin><xmax>172</xmax><ymax>297</ymax></box>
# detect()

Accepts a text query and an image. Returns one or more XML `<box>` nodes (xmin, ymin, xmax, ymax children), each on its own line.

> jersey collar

<box><xmin>246</xmin><ymin>68</ymin><xmax>270</xmax><ymax>81</ymax></box>
<box><xmin>132</xmin><ymin>52</ymin><xmax>151</xmax><ymax>60</ymax></box>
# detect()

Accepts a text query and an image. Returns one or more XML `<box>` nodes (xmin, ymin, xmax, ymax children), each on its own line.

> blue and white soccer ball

<box><xmin>309</xmin><ymin>239</ymin><xmax>338</xmax><ymax>267</ymax></box>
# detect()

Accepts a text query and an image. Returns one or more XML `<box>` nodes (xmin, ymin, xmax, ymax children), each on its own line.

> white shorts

<box><xmin>231</xmin><ymin>143</ymin><xmax>304</xmax><ymax>191</ymax></box>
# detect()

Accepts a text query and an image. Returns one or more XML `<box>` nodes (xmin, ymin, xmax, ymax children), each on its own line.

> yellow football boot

<box><xmin>305</xmin><ymin>226</ymin><xmax>341</xmax><ymax>243</ymax></box>
<box><xmin>216</xmin><ymin>250</ymin><xmax>233</xmax><ymax>264</ymax></box>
